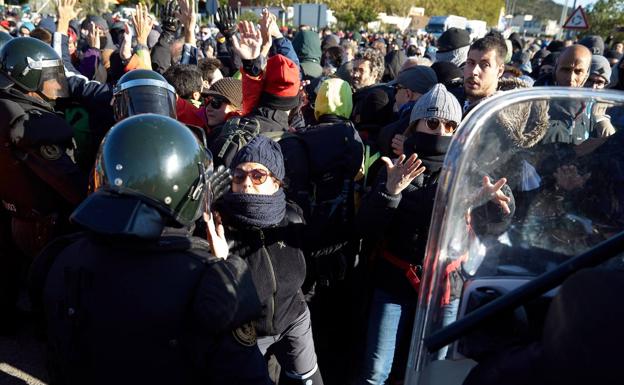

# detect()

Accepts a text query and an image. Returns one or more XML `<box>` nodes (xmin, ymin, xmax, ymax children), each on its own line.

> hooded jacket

<box><xmin>293</xmin><ymin>30</ymin><xmax>323</xmax><ymax>80</ymax></box>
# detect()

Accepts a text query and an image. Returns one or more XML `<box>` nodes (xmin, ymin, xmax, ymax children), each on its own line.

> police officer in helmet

<box><xmin>29</xmin><ymin>114</ymin><xmax>272</xmax><ymax>385</ymax></box>
<box><xmin>112</xmin><ymin>69</ymin><xmax>177</xmax><ymax>122</ymax></box>
<box><xmin>0</xmin><ymin>37</ymin><xmax>85</xmax><ymax>333</ymax></box>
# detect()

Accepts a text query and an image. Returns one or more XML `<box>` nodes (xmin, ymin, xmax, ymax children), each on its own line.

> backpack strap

<box><xmin>362</xmin><ymin>144</ymin><xmax>381</xmax><ymax>187</ymax></box>
<box><xmin>263</xmin><ymin>130</ymin><xmax>298</xmax><ymax>143</ymax></box>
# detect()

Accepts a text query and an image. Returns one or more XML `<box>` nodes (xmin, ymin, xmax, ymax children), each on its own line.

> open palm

<box><xmin>231</xmin><ymin>21</ymin><xmax>262</xmax><ymax>60</ymax></box>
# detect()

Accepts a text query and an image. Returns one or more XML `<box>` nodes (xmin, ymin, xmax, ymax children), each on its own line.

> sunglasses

<box><xmin>232</xmin><ymin>168</ymin><xmax>271</xmax><ymax>185</ymax></box>
<box><xmin>425</xmin><ymin>118</ymin><xmax>458</xmax><ymax>134</ymax></box>
<box><xmin>204</xmin><ymin>97</ymin><xmax>226</xmax><ymax>109</ymax></box>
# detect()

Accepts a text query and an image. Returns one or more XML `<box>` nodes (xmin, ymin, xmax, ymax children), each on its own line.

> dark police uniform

<box><xmin>28</xmin><ymin>114</ymin><xmax>273</xmax><ymax>385</ymax></box>
<box><xmin>30</xmin><ymin>229</ymin><xmax>272</xmax><ymax>385</ymax></box>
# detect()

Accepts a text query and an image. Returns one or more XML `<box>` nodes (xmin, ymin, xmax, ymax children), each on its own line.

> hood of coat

<box><xmin>293</xmin><ymin>30</ymin><xmax>322</xmax><ymax>63</ymax></box>
<box><xmin>314</xmin><ymin>77</ymin><xmax>353</xmax><ymax>120</ymax></box>
<box><xmin>495</xmin><ymin>99</ymin><xmax>550</xmax><ymax>148</ymax></box>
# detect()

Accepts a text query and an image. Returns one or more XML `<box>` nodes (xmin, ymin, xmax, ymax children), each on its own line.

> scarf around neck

<box><xmin>220</xmin><ymin>189</ymin><xmax>286</xmax><ymax>228</ymax></box>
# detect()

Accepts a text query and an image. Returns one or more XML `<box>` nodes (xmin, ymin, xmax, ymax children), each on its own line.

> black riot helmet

<box><xmin>0</xmin><ymin>37</ymin><xmax>69</xmax><ymax>100</ymax></box>
<box><xmin>71</xmin><ymin>114</ymin><xmax>214</xmax><ymax>238</ymax></box>
<box><xmin>112</xmin><ymin>69</ymin><xmax>177</xmax><ymax>121</ymax></box>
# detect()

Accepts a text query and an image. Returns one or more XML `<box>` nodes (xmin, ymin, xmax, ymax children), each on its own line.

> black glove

<box><xmin>215</xmin><ymin>6</ymin><xmax>238</xmax><ymax>40</ymax></box>
<box><xmin>161</xmin><ymin>0</ymin><xmax>180</xmax><ymax>33</ymax></box>
<box><xmin>209</xmin><ymin>165</ymin><xmax>232</xmax><ymax>204</ymax></box>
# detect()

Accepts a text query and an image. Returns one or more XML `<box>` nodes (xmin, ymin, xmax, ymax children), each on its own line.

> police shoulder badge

<box><xmin>232</xmin><ymin>322</ymin><xmax>257</xmax><ymax>347</ymax></box>
<box><xmin>40</xmin><ymin>144</ymin><xmax>62</xmax><ymax>161</ymax></box>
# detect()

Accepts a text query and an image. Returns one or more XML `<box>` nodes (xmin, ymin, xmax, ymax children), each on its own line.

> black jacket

<box><xmin>0</xmin><ymin>89</ymin><xmax>86</xmax><ymax>219</ymax></box>
<box><xmin>357</xmin><ymin>168</ymin><xmax>441</xmax><ymax>299</ymax></box>
<box><xmin>29</xmin><ymin>229</ymin><xmax>271</xmax><ymax>385</ymax></box>
<box><xmin>222</xmin><ymin>203</ymin><xmax>308</xmax><ymax>336</ymax></box>
<box><xmin>358</xmin><ymin>164</ymin><xmax>515</xmax><ymax>299</ymax></box>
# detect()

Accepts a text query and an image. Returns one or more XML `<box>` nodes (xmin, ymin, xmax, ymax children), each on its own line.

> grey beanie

<box><xmin>590</xmin><ymin>54</ymin><xmax>611</xmax><ymax>84</ymax></box>
<box><xmin>393</xmin><ymin>65</ymin><xmax>438</xmax><ymax>94</ymax></box>
<box><xmin>410</xmin><ymin>84</ymin><xmax>462</xmax><ymax>125</ymax></box>
<box><xmin>230</xmin><ymin>135</ymin><xmax>285</xmax><ymax>181</ymax></box>
<box><xmin>579</xmin><ymin>35</ymin><xmax>605</xmax><ymax>56</ymax></box>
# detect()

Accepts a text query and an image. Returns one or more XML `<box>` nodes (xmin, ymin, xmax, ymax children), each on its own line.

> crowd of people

<box><xmin>0</xmin><ymin>0</ymin><xmax>623</xmax><ymax>384</ymax></box>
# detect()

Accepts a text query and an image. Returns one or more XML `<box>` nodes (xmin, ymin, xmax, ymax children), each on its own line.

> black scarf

<box><xmin>404</xmin><ymin>132</ymin><xmax>451</xmax><ymax>173</ymax></box>
<box><xmin>220</xmin><ymin>189</ymin><xmax>286</xmax><ymax>228</ymax></box>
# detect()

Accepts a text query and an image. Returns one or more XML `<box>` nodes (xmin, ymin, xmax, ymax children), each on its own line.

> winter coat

<box><xmin>222</xmin><ymin>203</ymin><xmax>308</xmax><ymax>336</ymax></box>
<box><xmin>356</xmin><ymin>167</ymin><xmax>443</xmax><ymax>300</ymax></box>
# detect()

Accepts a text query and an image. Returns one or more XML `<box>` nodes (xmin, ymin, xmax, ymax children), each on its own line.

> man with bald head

<box><xmin>535</xmin><ymin>44</ymin><xmax>592</xmax><ymax>87</ymax></box>
<box><xmin>555</xmin><ymin>44</ymin><xmax>592</xmax><ymax>87</ymax></box>
<box><xmin>541</xmin><ymin>44</ymin><xmax>609</xmax><ymax>144</ymax></box>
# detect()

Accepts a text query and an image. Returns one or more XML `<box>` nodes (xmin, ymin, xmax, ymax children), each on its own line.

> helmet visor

<box><xmin>113</xmin><ymin>85</ymin><xmax>177</xmax><ymax>121</ymax></box>
<box><xmin>39</xmin><ymin>65</ymin><xmax>70</xmax><ymax>99</ymax></box>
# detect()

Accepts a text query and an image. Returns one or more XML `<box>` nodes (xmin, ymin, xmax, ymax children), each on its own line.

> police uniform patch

<box><xmin>232</xmin><ymin>322</ymin><xmax>257</xmax><ymax>347</ymax></box>
<box><xmin>40</xmin><ymin>145</ymin><xmax>62</xmax><ymax>160</ymax></box>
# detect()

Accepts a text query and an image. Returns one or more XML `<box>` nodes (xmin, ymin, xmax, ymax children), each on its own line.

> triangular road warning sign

<box><xmin>563</xmin><ymin>6</ymin><xmax>590</xmax><ymax>30</ymax></box>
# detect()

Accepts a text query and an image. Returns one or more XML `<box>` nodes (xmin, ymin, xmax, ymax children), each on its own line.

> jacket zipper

<box><xmin>259</xmin><ymin>230</ymin><xmax>278</xmax><ymax>334</ymax></box>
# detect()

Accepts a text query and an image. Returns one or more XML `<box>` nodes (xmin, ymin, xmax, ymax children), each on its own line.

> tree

<box><xmin>78</xmin><ymin>0</ymin><xmax>110</xmax><ymax>14</ymax></box>
<box><xmin>329</xmin><ymin>0</ymin><xmax>378</xmax><ymax>30</ymax></box>
<box><xmin>586</xmin><ymin>0</ymin><xmax>624</xmax><ymax>42</ymax></box>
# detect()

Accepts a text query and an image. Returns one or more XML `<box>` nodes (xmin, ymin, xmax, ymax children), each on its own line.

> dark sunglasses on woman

<box><xmin>232</xmin><ymin>168</ymin><xmax>271</xmax><ymax>185</ymax></box>
<box><xmin>425</xmin><ymin>118</ymin><xmax>458</xmax><ymax>134</ymax></box>
<box><xmin>204</xmin><ymin>96</ymin><xmax>227</xmax><ymax>109</ymax></box>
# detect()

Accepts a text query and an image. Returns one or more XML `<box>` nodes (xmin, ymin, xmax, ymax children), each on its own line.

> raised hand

<box><xmin>481</xmin><ymin>176</ymin><xmax>511</xmax><ymax>215</ymax></box>
<box><xmin>119</xmin><ymin>21</ymin><xmax>133</xmax><ymax>60</ymax></box>
<box><xmin>208</xmin><ymin>165</ymin><xmax>232</xmax><ymax>203</ymax></box>
<box><xmin>391</xmin><ymin>134</ymin><xmax>406</xmax><ymax>156</ymax></box>
<box><xmin>85</xmin><ymin>21</ymin><xmax>100</xmax><ymax>49</ymax></box>
<box><xmin>132</xmin><ymin>3</ymin><xmax>154</xmax><ymax>46</ymax></box>
<box><xmin>57</xmin><ymin>0</ymin><xmax>82</xmax><ymax>35</ymax></box>
<box><xmin>260</xmin><ymin>8</ymin><xmax>272</xmax><ymax>46</ymax></box>
<box><xmin>382</xmin><ymin>153</ymin><xmax>426</xmax><ymax>195</ymax></box>
<box><xmin>554</xmin><ymin>165</ymin><xmax>590</xmax><ymax>191</ymax></box>
<box><xmin>204</xmin><ymin>211</ymin><xmax>229</xmax><ymax>260</ymax></box>
<box><xmin>161</xmin><ymin>0</ymin><xmax>180</xmax><ymax>33</ymax></box>
<box><xmin>57</xmin><ymin>0</ymin><xmax>81</xmax><ymax>22</ymax></box>
<box><xmin>215</xmin><ymin>6</ymin><xmax>238</xmax><ymax>39</ymax></box>
<box><xmin>177</xmin><ymin>0</ymin><xmax>196</xmax><ymax>44</ymax></box>
<box><xmin>231</xmin><ymin>21</ymin><xmax>262</xmax><ymax>61</ymax></box>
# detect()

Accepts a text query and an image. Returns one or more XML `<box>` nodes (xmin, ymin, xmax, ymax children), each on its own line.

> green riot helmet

<box><xmin>0</xmin><ymin>37</ymin><xmax>69</xmax><ymax>100</ymax></box>
<box><xmin>93</xmin><ymin>114</ymin><xmax>214</xmax><ymax>226</ymax></box>
<box><xmin>0</xmin><ymin>32</ymin><xmax>12</xmax><ymax>50</ymax></box>
<box><xmin>112</xmin><ymin>69</ymin><xmax>177</xmax><ymax>121</ymax></box>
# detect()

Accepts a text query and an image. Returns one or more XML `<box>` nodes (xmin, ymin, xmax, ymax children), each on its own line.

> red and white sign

<box><xmin>563</xmin><ymin>6</ymin><xmax>590</xmax><ymax>30</ymax></box>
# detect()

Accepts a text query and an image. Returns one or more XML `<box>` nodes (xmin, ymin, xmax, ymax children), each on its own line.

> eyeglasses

<box><xmin>204</xmin><ymin>97</ymin><xmax>226</xmax><ymax>109</ymax></box>
<box><xmin>232</xmin><ymin>168</ymin><xmax>271</xmax><ymax>185</ymax></box>
<box><xmin>426</xmin><ymin>118</ymin><xmax>458</xmax><ymax>134</ymax></box>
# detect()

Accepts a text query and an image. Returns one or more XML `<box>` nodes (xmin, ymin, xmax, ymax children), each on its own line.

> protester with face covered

<box><xmin>355</xmin><ymin>84</ymin><xmax>462</xmax><ymax>385</ymax></box>
<box><xmin>214</xmin><ymin>136</ymin><xmax>324</xmax><ymax>385</ymax></box>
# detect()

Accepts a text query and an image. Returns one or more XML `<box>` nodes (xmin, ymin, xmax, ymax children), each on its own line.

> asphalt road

<box><xmin>0</xmin><ymin>294</ymin><xmax>48</xmax><ymax>385</ymax></box>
